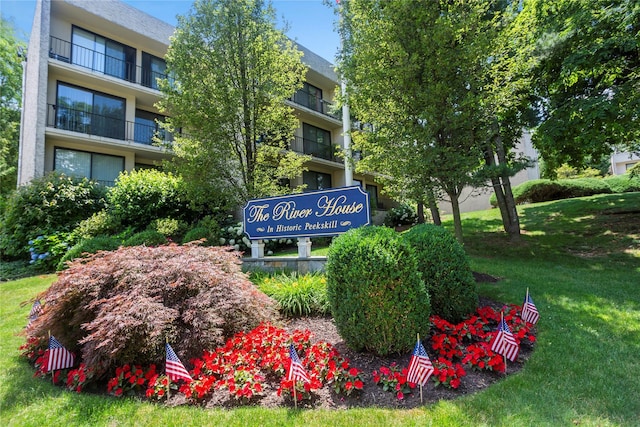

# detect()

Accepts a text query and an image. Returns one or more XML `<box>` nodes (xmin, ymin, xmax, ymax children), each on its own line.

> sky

<box><xmin>1</xmin><ymin>0</ymin><xmax>341</xmax><ymax>63</ymax></box>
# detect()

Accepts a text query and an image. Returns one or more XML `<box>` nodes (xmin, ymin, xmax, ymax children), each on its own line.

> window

<box><xmin>303</xmin><ymin>171</ymin><xmax>332</xmax><ymax>191</ymax></box>
<box><xmin>141</xmin><ymin>52</ymin><xmax>167</xmax><ymax>89</ymax></box>
<box><xmin>134</xmin><ymin>109</ymin><xmax>172</xmax><ymax>145</ymax></box>
<box><xmin>302</xmin><ymin>123</ymin><xmax>333</xmax><ymax>160</ymax></box>
<box><xmin>366</xmin><ymin>184</ymin><xmax>380</xmax><ymax>209</ymax></box>
<box><xmin>56</xmin><ymin>82</ymin><xmax>125</xmax><ymax>139</ymax></box>
<box><xmin>72</xmin><ymin>27</ymin><xmax>136</xmax><ymax>81</ymax></box>
<box><xmin>298</xmin><ymin>82</ymin><xmax>323</xmax><ymax>111</ymax></box>
<box><xmin>54</xmin><ymin>148</ymin><xmax>124</xmax><ymax>186</ymax></box>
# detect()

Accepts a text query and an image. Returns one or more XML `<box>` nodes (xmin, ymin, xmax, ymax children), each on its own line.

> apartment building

<box><xmin>18</xmin><ymin>0</ymin><xmax>391</xmax><ymax>215</ymax></box>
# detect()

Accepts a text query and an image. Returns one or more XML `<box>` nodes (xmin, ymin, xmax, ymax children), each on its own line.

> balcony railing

<box><xmin>290</xmin><ymin>89</ymin><xmax>340</xmax><ymax>120</ymax></box>
<box><xmin>46</xmin><ymin>104</ymin><xmax>174</xmax><ymax>146</ymax></box>
<box><xmin>290</xmin><ymin>136</ymin><xmax>337</xmax><ymax>162</ymax></box>
<box><xmin>49</xmin><ymin>36</ymin><xmax>170</xmax><ymax>89</ymax></box>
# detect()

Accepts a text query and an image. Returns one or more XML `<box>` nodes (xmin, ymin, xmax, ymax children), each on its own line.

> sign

<box><xmin>243</xmin><ymin>186</ymin><xmax>370</xmax><ymax>240</ymax></box>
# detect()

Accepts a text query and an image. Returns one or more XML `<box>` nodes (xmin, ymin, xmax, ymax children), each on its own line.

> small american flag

<box><xmin>47</xmin><ymin>335</ymin><xmax>75</xmax><ymax>371</ymax></box>
<box><xmin>28</xmin><ymin>300</ymin><xmax>43</xmax><ymax>326</ymax></box>
<box><xmin>165</xmin><ymin>343</ymin><xmax>192</xmax><ymax>382</ymax></box>
<box><xmin>287</xmin><ymin>344</ymin><xmax>309</xmax><ymax>383</ymax></box>
<box><xmin>406</xmin><ymin>339</ymin><xmax>434</xmax><ymax>386</ymax></box>
<box><xmin>521</xmin><ymin>294</ymin><xmax>540</xmax><ymax>325</ymax></box>
<box><xmin>491</xmin><ymin>318</ymin><xmax>519</xmax><ymax>362</ymax></box>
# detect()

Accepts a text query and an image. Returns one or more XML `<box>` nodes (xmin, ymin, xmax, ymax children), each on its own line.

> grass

<box><xmin>1</xmin><ymin>192</ymin><xmax>639</xmax><ymax>426</ymax></box>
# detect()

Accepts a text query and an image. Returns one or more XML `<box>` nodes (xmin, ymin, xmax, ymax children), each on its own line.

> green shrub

<box><xmin>403</xmin><ymin>224</ymin><xmax>478</xmax><ymax>323</ymax></box>
<box><xmin>107</xmin><ymin>169</ymin><xmax>192</xmax><ymax>230</ymax></box>
<box><xmin>57</xmin><ymin>236</ymin><xmax>122</xmax><ymax>270</ymax></box>
<box><xmin>326</xmin><ymin>226</ymin><xmax>430</xmax><ymax>356</ymax></box>
<box><xmin>123</xmin><ymin>230</ymin><xmax>167</xmax><ymax>247</ymax></box>
<box><xmin>383</xmin><ymin>203</ymin><xmax>418</xmax><ymax>227</ymax></box>
<box><xmin>491</xmin><ymin>178</ymin><xmax>614</xmax><ymax>206</ymax></box>
<box><xmin>0</xmin><ymin>172</ymin><xmax>107</xmax><ymax>259</ymax></box>
<box><xmin>27</xmin><ymin>232</ymin><xmax>70</xmax><ymax>271</ymax></box>
<box><xmin>27</xmin><ymin>245</ymin><xmax>278</xmax><ymax>378</ymax></box>
<box><xmin>182</xmin><ymin>216</ymin><xmax>221</xmax><ymax>246</ymax></box>
<box><xmin>603</xmin><ymin>174</ymin><xmax>640</xmax><ymax>193</ymax></box>
<box><xmin>69</xmin><ymin>210</ymin><xmax>121</xmax><ymax>243</ymax></box>
<box><xmin>253</xmin><ymin>272</ymin><xmax>330</xmax><ymax>317</ymax></box>
<box><xmin>150</xmin><ymin>217</ymin><xmax>188</xmax><ymax>240</ymax></box>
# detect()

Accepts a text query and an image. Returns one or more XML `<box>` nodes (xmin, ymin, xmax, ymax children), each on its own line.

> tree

<box><xmin>339</xmin><ymin>0</ymin><xmax>496</xmax><ymax>242</ymax></box>
<box><xmin>0</xmin><ymin>18</ymin><xmax>26</xmax><ymax>196</ymax></box>
<box><xmin>528</xmin><ymin>0</ymin><xmax>639</xmax><ymax>174</ymax></box>
<box><xmin>158</xmin><ymin>0</ymin><xmax>309</xmax><ymax>207</ymax></box>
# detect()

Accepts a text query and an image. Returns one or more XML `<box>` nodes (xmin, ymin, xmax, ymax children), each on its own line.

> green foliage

<box><xmin>0</xmin><ymin>172</ymin><xmax>107</xmax><ymax>259</ymax></box>
<box><xmin>182</xmin><ymin>215</ymin><xmax>222</xmax><ymax>246</ymax></box>
<box><xmin>69</xmin><ymin>210</ymin><xmax>122</xmax><ymax>243</ymax></box>
<box><xmin>529</xmin><ymin>0</ymin><xmax>640</xmax><ymax>170</ymax></box>
<box><xmin>253</xmin><ymin>272</ymin><xmax>329</xmax><ymax>317</ymax></box>
<box><xmin>0</xmin><ymin>18</ymin><xmax>26</xmax><ymax>196</ymax></box>
<box><xmin>56</xmin><ymin>236</ymin><xmax>122</xmax><ymax>271</ymax></box>
<box><xmin>490</xmin><ymin>178</ymin><xmax>620</xmax><ymax>206</ymax></box>
<box><xmin>27</xmin><ymin>245</ymin><xmax>278</xmax><ymax>375</ymax></box>
<box><xmin>27</xmin><ymin>232</ymin><xmax>70</xmax><ymax>271</ymax></box>
<box><xmin>383</xmin><ymin>203</ymin><xmax>417</xmax><ymax>227</ymax></box>
<box><xmin>603</xmin><ymin>174</ymin><xmax>640</xmax><ymax>193</ymax></box>
<box><xmin>555</xmin><ymin>164</ymin><xmax>602</xmax><ymax>179</ymax></box>
<box><xmin>325</xmin><ymin>226</ymin><xmax>430</xmax><ymax>356</ymax></box>
<box><xmin>107</xmin><ymin>169</ymin><xmax>192</xmax><ymax>230</ymax></box>
<box><xmin>122</xmin><ymin>230</ymin><xmax>167</xmax><ymax>247</ymax></box>
<box><xmin>159</xmin><ymin>0</ymin><xmax>308</xmax><ymax>204</ymax></box>
<box><xmin>150</xmin><ymin>217</ymin><xmax>188</xmax><ymax>240</ymax></box>
<box><xmin>402</xmin><ymin>224</ymin><xmax>477</xmax><ymax>323</ymax></box>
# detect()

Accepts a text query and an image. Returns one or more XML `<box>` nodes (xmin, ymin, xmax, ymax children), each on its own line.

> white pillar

<box><xmin>250</xmin><ymin>239</ymin><xmax>264</xmax><ymax>259</ymax></box>
<box><xmin>297</xmin><ymin>237</ymin><xmax>312</xmax><ymax>258</ymax></box>
<box><xmin>341</xmin><ymin>79</ymin><xmax>353</xmax><ymax>187</ymax></box>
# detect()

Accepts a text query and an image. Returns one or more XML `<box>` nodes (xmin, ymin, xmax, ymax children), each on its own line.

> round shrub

<box><xmin>0</xmin><ymin>172</ymin><xmax>107</xmax><ymax>259</ymax></box>
<box><xmin>325</xmin><ymin>226</ymin><xmax>430</xmax><ymax>356</ymax></box>
<box><xmin>123</xmin><ymin>230</ymin><xmax>167</xmax><ymax>247</ymax></box>
<box><xmin>383</xmin><ymin>203</ymin><xmax>418</xmax><ymax>227</ymax></box>
<box><xmin>403</xmin><ymin>224</ymin><xmax>477</xmax><ymax>323</ymax></box>
<box><xmin>27</xmin><ymin>245</ymin><xmax>279</xmax><ymax>376</ymax></box>
<box><xmin>56</xmin><ymin>236</ymin><xmax>122</xmax><ymax>270</ymax></box>
<box><xmin>107</xmin><ymin>169</ymin><xmax>192</xmax><ymax>230</ymax></box>
<box><xmin>69</xmin><ymin>210</ymin><xmax>121</xmax><ymax>243</ymax></box>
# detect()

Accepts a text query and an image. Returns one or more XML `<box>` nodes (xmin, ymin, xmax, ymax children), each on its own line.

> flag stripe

<box><xmin>490</xmin><ymin>319</ymin><xmax>520</xmax><ymax>362</ymax></box>
<box><xmin>522</xmin><ymin>295</ymin><xmax>540</xmax><ymax>325</ymax></box>
<box><xmin>166</xmin><ymin>343</ymin><xmax>192</xmax><ymax>382</ymax></box>
<box><xmin>288</xmin><ymin>344</ymin><xmax>310</xmax><ymax>383</ymax></box>
<box><xmin>47</xmin><ymin>336</ymin><xmax>75</xmax><ymax>371</ymax></box>
<box><xmin>406</xmin><ymin>340</ymin><xmax>434</xmax><ymax>386</ymax></box>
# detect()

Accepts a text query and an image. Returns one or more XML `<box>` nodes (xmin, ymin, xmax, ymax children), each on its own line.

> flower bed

<box><xmin>19</xmin><ymin>302</ymin><xmax>536</xmax><ymax>408</ymax></box>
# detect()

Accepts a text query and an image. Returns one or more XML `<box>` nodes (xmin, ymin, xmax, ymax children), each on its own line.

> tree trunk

<box><xmin>417</xmin><ymin>202</ymin><xmax>425</xmax><ymax>224</ymax></box>
<box><xmin>449</xmin><ymin>193</ymin><xmax>464</xmax><ymax>244</ymax></box>
<box><xmin>495</xmin><ymin>135</ymin><xmax>521</xmax><ymax>240</ymax></box>
<box><xmin>426</xmin><ymin>190</ymin><xmax>441</xmax><ymax>225</ymax></box>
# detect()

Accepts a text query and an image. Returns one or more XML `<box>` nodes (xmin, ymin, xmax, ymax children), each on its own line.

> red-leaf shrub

<box><xmin>26</xmin><ymin>244</ymin><xmax>279</xmax><ymax>376</ymax></box>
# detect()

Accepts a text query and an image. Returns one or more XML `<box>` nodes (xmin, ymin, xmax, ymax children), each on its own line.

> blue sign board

<box><xmin>243</xmin><ymin>186</ymin><xmax>370</xmax><ymax>240</ymax></box>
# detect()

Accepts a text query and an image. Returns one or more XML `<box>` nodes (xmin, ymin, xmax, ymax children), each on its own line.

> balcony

<box><xmin>290</xmin><ymin>88</ymin><xmax>340</xmax><ymax>120</ymax></box>
<box><xmin>290</xmin><ymin>136</ymin><xmax>337</xmax><ymax>162</ymax></box>
<box><xmin>46</xmin><ymin>104</ymin><xmax>174</xmax><ymax>146</ymax></box>
<box><xmin>49</xmin><ymin>36</ymin><xmax>170</xmax><ymax>90</ymax></box>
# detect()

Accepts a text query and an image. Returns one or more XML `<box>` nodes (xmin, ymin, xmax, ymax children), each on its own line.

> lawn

<box><xmin>1</xmin><ymin>193</ymin><xmax>639</xmax><ymax>426</ymax></box>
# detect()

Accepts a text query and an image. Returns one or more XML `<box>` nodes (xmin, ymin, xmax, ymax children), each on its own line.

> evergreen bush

<box><xmin>403</xmin><ymin>224</ymin><xmax>478</xmax><ymax>323</ymax></box>
<box><xmin>490</xmin><ymin>178</ymin><xmax>615</xmax><ymax>206</ymax></box>
<box><xmin>69</xmin><ymin>210</ymin><xmax>122</xmax><ymax>243</ymax></box>
<box><xmin>27</xmin><ymin>244</ymin><xmax>279</xmax><ymax>376</ymax></box>
<box><xmin>603</xmin><ymin>174</ymin><xmax>640</xmax><ymax>193</ymax></box>
<box><xmin>56</xmin><ymin>236</ymin><xmax>122</xmax><ymax>270</ymax></box>
<box><xmin>123</xmin><ymin>230</ymin><xmax>167</xmax><ymax>247</ymax></box>
<box><xmin>325</xmin><ymin>226</ymin><xmax>430</xmax><ymax>356</ymax></box>
<box><xmin>0</xmin><ymin>172</ymin><xmax>107</xmax><ymax>259</ymax></box>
